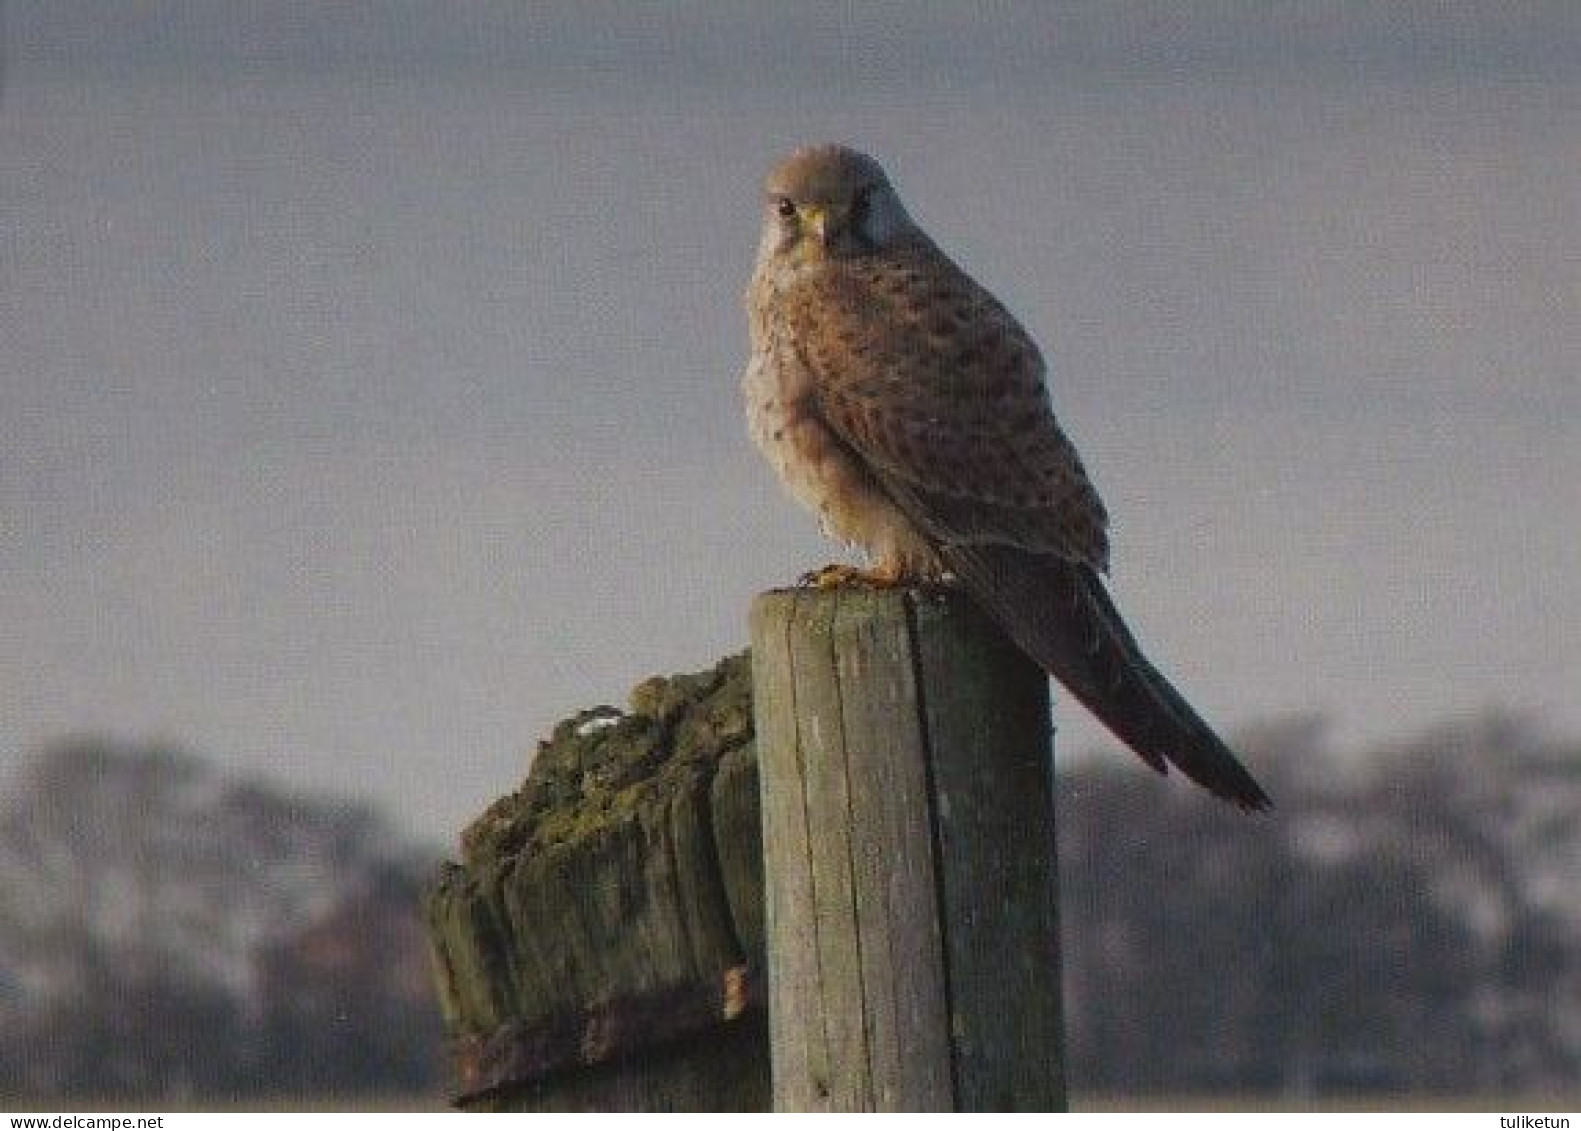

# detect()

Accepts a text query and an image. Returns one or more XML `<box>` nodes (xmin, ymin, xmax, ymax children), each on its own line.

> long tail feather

<box><xmin>944</xmin><ymin>544</ymin><xmax>1271</xmax><ymax>811</ymax></box>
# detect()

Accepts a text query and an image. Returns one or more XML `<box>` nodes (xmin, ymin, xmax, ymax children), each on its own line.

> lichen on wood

<box><xmin>423</xmin><ymin>651</ymin><xmax>763</xmax><ymax>1103</ymax></box>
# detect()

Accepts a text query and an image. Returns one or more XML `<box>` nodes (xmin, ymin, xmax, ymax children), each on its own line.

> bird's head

<box><xmin>760</xmin><ymin>144</ymin><xmax>917</xmax><ymax>262</ymax></box>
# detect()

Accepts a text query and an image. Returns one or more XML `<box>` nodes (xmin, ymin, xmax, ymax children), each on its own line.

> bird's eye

<box><xmin>775</xmin><ymin>197</ymin><xmax>797</xmax><ymax>220</ymax></box>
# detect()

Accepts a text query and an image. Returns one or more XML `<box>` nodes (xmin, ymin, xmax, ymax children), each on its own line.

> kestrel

<box><xmin>743</xmin><ymin>144</ymin><xmax>1269</xmax><ymax>810</ymax></box>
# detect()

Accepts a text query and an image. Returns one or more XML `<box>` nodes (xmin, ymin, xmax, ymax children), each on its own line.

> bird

<box><xmin>742</xmin><ymin>143</ymin><xmax>1270</xmax><ymax>811</ymax></box>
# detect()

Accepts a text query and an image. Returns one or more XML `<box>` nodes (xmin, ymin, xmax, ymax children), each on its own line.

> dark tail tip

<box><xmin>944</xmin><ymin>544</ymin><xmax>1272</xmax><ymax>814</ymax></box>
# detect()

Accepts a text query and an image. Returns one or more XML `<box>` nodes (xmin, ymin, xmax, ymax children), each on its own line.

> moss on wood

<box><xmin>424</xmin><ymin>651</ymin><xmax>762</xmax><ymax>1084</ymax></box>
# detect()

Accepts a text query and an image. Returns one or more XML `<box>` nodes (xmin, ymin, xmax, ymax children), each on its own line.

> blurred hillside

<box><xmin>1</xmin><ymin>714</ymin><xmax>1576</xmax><ymax>1102</ymax></box>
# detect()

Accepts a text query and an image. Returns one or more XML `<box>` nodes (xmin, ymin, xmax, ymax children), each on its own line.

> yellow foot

<box><xmin>797</xmin><ymin>562</ymin><xmax>910</xmax><ymax>590</ymax></box>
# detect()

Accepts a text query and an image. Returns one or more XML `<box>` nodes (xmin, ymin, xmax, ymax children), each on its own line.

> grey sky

<box><xmin>4</xmin><ymin>3</ymin><xmax>1578</xmax><ymax>843</ymax></box>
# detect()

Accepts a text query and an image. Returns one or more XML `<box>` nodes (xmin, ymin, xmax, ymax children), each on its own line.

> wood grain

<box><xmin>751</xmin><ymin>586</ymin><xmax>1064</xmax><ymax>1112</ymax></box>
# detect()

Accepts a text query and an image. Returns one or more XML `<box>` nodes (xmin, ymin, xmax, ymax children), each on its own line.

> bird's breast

<box><xmin>742</xmin><ymin>325</ymin><xmax>836</xmax><ymax>517</ymax></box>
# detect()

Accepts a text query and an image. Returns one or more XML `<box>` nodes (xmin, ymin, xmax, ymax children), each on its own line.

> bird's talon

<box><xmin>798</xmin><ymin>563</ymin><xmax>863</xmax><ymax>590</ymax></box>
<box><xmin>796</xmin><ymin>563</ymin><xmax>909</xmax><ymax>590</ymax></box>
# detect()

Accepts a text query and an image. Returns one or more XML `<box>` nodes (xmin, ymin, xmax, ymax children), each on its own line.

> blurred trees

<box><xmin>0</xmin><ymin>740</ymin><xmax>440</xmax><ymax>1100</ymax></box>
<box><xmin>1059</xmin><ymin>714</ymin><xmax>1581</xmax><ymax>1096</ymax></box>
<box><xmin>0</xmin><ymin>714</ymin><xmax>1575</xmax><ymax>1101</ymax></box>
<box><xmin>253</xmin><ymin>864</ymin><xmax>441</xmax><ymax>1092</ymax></box>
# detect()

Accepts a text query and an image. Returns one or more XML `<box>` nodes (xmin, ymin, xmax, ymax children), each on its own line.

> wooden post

<box><xmin>423</xmin><ymin>655</ymin><xmax>771</xmax><ymax>1112</ymax></box>
<box><xmin>425</xmin><ymin>589</ymin><xmax>1064</xmax><ymax>1111</ymax></box>
<box><xmin>750</xmin><ymin>586</ymin><xmax>1066</xmax><ymax>1112</ymax></box>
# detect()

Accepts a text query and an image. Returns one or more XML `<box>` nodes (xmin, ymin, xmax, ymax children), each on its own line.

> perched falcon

<box><xmin>743</xmin><ymin>143</ymin><xmax>1270</xmax><ymax>810</ymax></box>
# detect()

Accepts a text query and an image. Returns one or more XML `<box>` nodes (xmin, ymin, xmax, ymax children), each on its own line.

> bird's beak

<box><xmin>802</xmin><ymin>205</ymin><xmax>830</xmax><ymax>245</ymax></box>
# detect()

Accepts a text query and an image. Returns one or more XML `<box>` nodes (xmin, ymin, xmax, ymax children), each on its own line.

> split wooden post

<box><xmin>423</xmin><ymin>656</ymin><xmax>770</xmax><ymax>1112</ymax></box>
<box><xmin>749</xmin><ymin>585</ymin><xmax>1067</xmax><ymax>1112</ymax></box>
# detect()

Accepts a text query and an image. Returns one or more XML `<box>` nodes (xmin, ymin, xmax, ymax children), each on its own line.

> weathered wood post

<box><xmin>424</xmin><ymin>585</ymin><xmax>1064</xmax><ymax>1111</ymax></box>
<box><xmin>750</xmin><ymin>585</ymin><xmax>1066</xmax><ymax>1112</ymax></box>
<box><xmin>423</xmin><ymin>656</ymin><xmax>771</xmax><ymax>1111</ymax></box>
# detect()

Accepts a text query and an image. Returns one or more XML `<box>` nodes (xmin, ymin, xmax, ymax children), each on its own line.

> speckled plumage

<box><xmin>743</xmin><ymin>144</ymin><xmax>1269</xmax><ymax>809</ymax></box>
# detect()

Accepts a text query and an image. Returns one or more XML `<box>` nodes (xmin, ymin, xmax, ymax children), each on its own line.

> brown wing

<box><xmin>783</xmin><ymin>243</ymin><xmax>1109</xmax><ymax>571</ymax></box>
<box><xmin>779</xmin><ymin>243</ymin><xmax>1271</xmax><ymax>810</ymax></box>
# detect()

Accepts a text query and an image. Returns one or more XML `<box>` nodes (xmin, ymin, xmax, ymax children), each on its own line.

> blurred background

<box><xmin>2</xmin><ymin>0</ymin><xmax>1577</xmax><ymax>1107</ymax></box>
